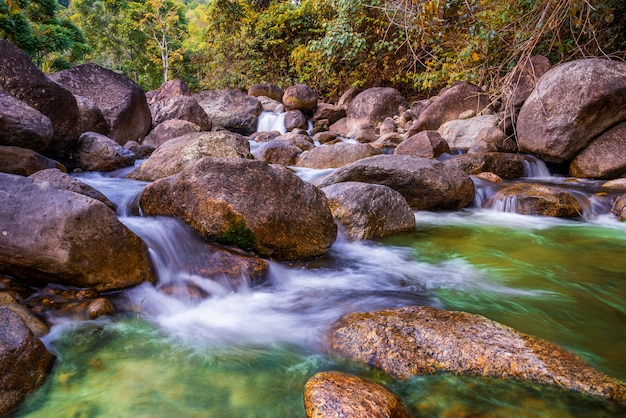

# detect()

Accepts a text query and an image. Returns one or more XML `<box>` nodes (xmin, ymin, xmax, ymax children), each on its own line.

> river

<box><xmin>10</xmin><ymin>139</ymin><xmax>626</xmax><ymax>417</ymax></box>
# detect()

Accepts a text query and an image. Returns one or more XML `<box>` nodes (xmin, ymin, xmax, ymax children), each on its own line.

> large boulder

<box><xmin>29</xmin><ymin>168</ymin><xmax>116</xmax><ymax>211</ymax></box>
<box><xmin>128</xmin><ymin>130</ymin><xmax>252</xmax><ymax>181</ymax></box>
<box><xmin>252</xmin><ymin>139</ymin><xmax>301</xmax><ymax>166</ymax></box>
<box><xmin>411</xmin><ymin>82</ymin><xmax>491</xmax><ymax>132</ymax></box>
<box><xmin>394</xmin><ymin>130</ymin><xmax>450</xmax><ymax>159</ymax></box>
<box><xmin>296</xmin><ymin>142</ymin><xmax>382</xmax><ymax>169</ymax></box>
<box><xmin>142</xmin><ymin>119</ymin><xmax>202</xmax><ymax>148</ymax></box>
<box><xmin>0</xmin><ymin>145</ymin><xmax>65</xmax><ymax>176</ymax></box>
<box><xmin>74</xmin><ymin>95</ymin><xmax>110</xmax><ymax>136</ymax></box>
<box><xmin>346</xmin><ymin>88</ymin><xmax>408</xmax><ymax>131</ymax></box>
<box><xmin>0</xmin><ymin>40</ymin><xmax>80</xmax><ymax>160</ymax></box>
<box><xmin>194</xmin><ymin>89</ymin><xmax>262</xmax><ymax>135</ymax></box>
<box><xmin>437</xmin><ymin>115</ymin><xmax>500</xmax><ymax>150</ymax></box>
<box><xmin>149</xmin><ymin>96</ymin><xmax>212</xmax><ymax>130</ymax></box>
<box><xmin>318</xmin><ymin>155</ymin><xmax>475</xmax><ymax>211</ymax></box>
<box><xmin>50</xmin><ymin>63</ymin><xmax>152</xmax><ymax>145</ymax></box>
<box><xmin>322</xmin><ymin>182</ymin><xmax>416</xmax><ymax>240</ymax></box>
<box><xmin>282</xmin><ymin>84</ymin><xmax>318</xmax><ymax>115</ymax></box>
<box><xmin>517</xmin><ymin>59</ymin><xmax>626</xmax><ymax>163</ymax></box>
<box><xmin>0</xmin><ymin>308</ymin><xmax>55</xmax><ymax>416</ymax></box>
<box><xmin>327</xmin><ymin>305</ymin><xmax>626</xmax><ymax>403</ymax></box>
<box><xmin>73</xmin><ymin>131</ymin><xmax>137</xmax><ymax>172</ymax></box>
<box><xmin>148</xmin><ymin>78</ymin><xmax>192</xmax><ymax>104</ymax></box>
<box><xmin>0</xmin><ymin>173</ymin><xmax>155</xmax><ymax>291</ymax></box>
<box><xmin>139</xmin><ymin>158</ymin><xmax>337</xmax><ymax>260</ymax></box>
<box><xmin>304</xmin><ymin>371</ymin><xmax>410</xmax><ymax>418</ymax></box>
<box><xmin>486</xmin><ymin>183</ymin><xmax>582</xmax><ymax>217</ymax></box>
<box><xmin>248</xmin><ymin>82</ymin><xmax>284</xmax><ymax>102</ymax></box>
<box><xmin>0</xmin><ymin>92</ymin><xmax>53</xmax><ymax>152</ymax></box>
<box><xmin>447</xmin><ymin>152</ymin><xmax>529</xmax><ymax>179</ymax></box>
<box><xmin>569</xmin><ymin>122</ymin><xmax>626</xmax><ymax>179</ymax></box>
<box><xmin>502</xmin><ymin>55</ymin><xmax>552</xmax><ymax>111</ymax></box>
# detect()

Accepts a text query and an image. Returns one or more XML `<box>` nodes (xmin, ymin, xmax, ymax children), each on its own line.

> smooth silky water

<box><xmin>11</xmin><ymin>159</ymin><xmax>626</xmax><ymax>417</ymax></box>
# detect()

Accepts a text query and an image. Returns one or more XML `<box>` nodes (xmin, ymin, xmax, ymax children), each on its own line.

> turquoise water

<box><xmin>10</xmin><ymin>170</ymin><xmax>626</xmax><ymax>417</ymax></box>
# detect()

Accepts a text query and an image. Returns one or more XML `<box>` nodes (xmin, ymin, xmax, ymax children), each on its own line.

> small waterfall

<box><xmin>523</xmin><ymin>154</ymin><xmax>551</xmax><ymax>178</ymax></box>
<box><xmin>256</xmin><ymin>111</ymin><xmax>287</xmax><ymax>134</ymax></box>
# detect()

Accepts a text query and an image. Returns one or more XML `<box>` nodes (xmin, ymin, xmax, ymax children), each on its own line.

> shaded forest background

<box><xmin>1</xmin><ymin>0</ymin><xmax>625</xmax><ymax>101</ymax></box>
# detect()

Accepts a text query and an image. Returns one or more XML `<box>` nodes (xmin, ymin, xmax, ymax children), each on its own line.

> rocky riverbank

<box><xmin>1</xmin><ymin>37</ymin><xmax>626</xmax><ymax>416</ymax></box>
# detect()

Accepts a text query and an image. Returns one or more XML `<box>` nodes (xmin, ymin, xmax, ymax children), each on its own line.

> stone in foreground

<box><xmin>327</xmin><ymin>306</ymin><xmax>626</xmax><ymax>403</ymax></box>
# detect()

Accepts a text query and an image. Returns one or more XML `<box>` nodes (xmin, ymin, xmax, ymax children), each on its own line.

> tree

<box><xmin>139</xmin><ymin>0</ymin><xmax>187</xmax><ymax>84</ymax></box>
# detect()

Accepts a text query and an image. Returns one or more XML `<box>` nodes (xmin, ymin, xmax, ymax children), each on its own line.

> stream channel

<box><xmin>11</xmin><ymin>118</ymin><xmax>626</xmax><ymax>417</ymax></box>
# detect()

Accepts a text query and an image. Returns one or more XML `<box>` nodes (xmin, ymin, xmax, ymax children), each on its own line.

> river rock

<box><xmin>486</xmin><ymin>183</ymin><xmax>582</xmax><ymax>217</ymax></box>
<box><xmin>327</xmin><ymin>305</ymin><xmax>626</xmax><ymax>403</ymax></box>
<box><xmin>394</xmin><ymin>130</ymin><xmax>450</xmax><ymax>158</ymax></box>
<box><xmin>0</xmin><ymin>308</ymin><xmax>55</xmax><ymax>416</ymax></box>
<box><xmin>150</xmin><ymin>96</ymin><xmax>212</xmax><ymax>131</ymax></box>
<box><xmin>0</xmin><ymin>145</ymin><xmax>65</xmax><ymax>176</ymax></box>
<box><xmin>0</xmin><ymin>173</ymin><xmax>155</xmax><ymax>291</ymax></box>
<box><xmin>275</xmin><ymin>132</ymin><xmax>315</xmax><ymax>151</ymax></box>
<box><xmin>284</xmin><ymin>110</ymin><xmax>308</xmax><ymax>132</ymax></box>
<box><xmin>128</xmin><ymin>130</ymin><xmax>252</xmax><ymax>181</ymax></box>
<box><xmin>318</xmin><ymin>155</ymin><xmax>475</xmax><ymax>211</ymax></box>
<box><xmin>148</xmin><ymin>78</ymin><xmax>192</xmax><ymax>104</ymax></box>
<box><xmin>252</xmin><ymin>139</ymin><xmax>301</xmax><ymax>166</ymax></box>
<box><xmin>502</xmin><ymin>55</ymin><xmax>551</xmax><ymax>111</ymax></box>
<box><xmin>297</xmin><ymin>142</ymin><xmax>382</xmax><ymax>169</ymax></box>
<box><xmin>347</xmin><ymin>122</ymin><xmax>378</xmax><ymax>143</ymax></box>
<box><xmin>29</xmin><ymin>168</ymin><xmax>115</xmax><ymax>211</ymax></box>
<box><xmin>0</xmin><ymin>92</ymin><xmax>53</xmax><ymax>152</ymax></box>
<box><xmin>248</xmin><ymin>82</ymin><xmax>284</xmax><ymax>102</ymax></box>
<box><xmin>194</xmin><ymin>89</ymin><xmax>262</xmax><ymax>135</ymax></box>
<box><xmin>613</xmin><ymin>195</ymin><xmax>626</xmax><ymax>221</ymax></box>
<box><xmin>469</xmin><ymin>126</ymin><xmax>517</xmax><ymax>154</ymax></box>
<box><xmin>410</xmin><ymin>82</ymin><xmax>491</xmax><ymax>133</ymax></box>
<box><xmin>346</xmin><ymin>87</ymin><xmax>408</xmax><ymax>131</ymax></box>
<box><xmin>282</xmin><ymin>84</ymin><xmax>318</xmax><ymax>115</ymax></box>
<box><xmin>124</xmin><ymin>140</ymin><xmax>155</xmax><ymax>159</ymax></box>
<box><xmin>73</xmin><ymin>131</ymin><xmax>136</xmax><ymax>172</ymax></box>
<box><xmin>139</xmin><ymin>158</ymin><xmax>337</xmax><ymax>260</ymax></box>
<box><xmin>304</xmin><ymin>371</ymin><xmax>410</xmax><ymax>418</ymax></box>
<box><xmin>322</xmin><ymin>182</ymin><xmax>416</xmax><ymax>240</ymax></box>
<box><xmin>50</xmin><ymin>63</ymin><xmax>151</xmax><ymax>144</ymax></box>
<box><xmin>312</xmin><ymin>102</ymin><xmax>346</xmax><ymax>125</ymax></box>
<box><xmin>143</xmin><ymin>119</ymin><xmax>202</xmax><ymax>148</ymax></box>
<box><xmin>437</xmin><ymin>114</ymin><xmax>500</xmax><ymax>150</ymax></box>
<box><xmin>448</xmin><ymin>153</ymin><xmax>528</xmax><ymax>179</ymax></box>
<box><xmin>0</xmin><ymin>292</ymin><xmax>49</xmax><ymax>337</ymax></box>
<box><xmin>569</xmin><ymin>122</ymin><xmax>626</xmax><ymax>179</ymax></box>
<box><xmin>74</xmin><ymin>95</ymin><xmax>110</xmax><ymax>135</ymax></box>
<box><xmin>517</xmin><ymin>58</ymin><xmax>626</xmax><ymax>163</ymax></box>
<box><xmin>0</xmin><ymin>40</ymin><xmax>81</xmax><ymax>160</ymax></box>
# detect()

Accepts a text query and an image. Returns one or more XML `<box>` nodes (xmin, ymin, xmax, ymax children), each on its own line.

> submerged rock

<box><xmin>486</xmin><ymin>183</ymin><xmax>582</xmax><ymax>218</ymax></box>
<box><xmin>0</xmin><ymin>308</ymin><xmax>55</xmax><ymax>416</ymax></box>
<box><xmin>0</xmin><ymin>173</ymin><xmax>155</xmax><ymax>291</ymax></box>
<box><xmin>327</xmin><ymin>305</ymin><xmax>626</xmax><ymax>403</ymax></box>
<box><xmin>318</xmin><ymin>154</ymin><xmax>474</xmax><ymax>211</ymax></box>
<box><xmin>139</xmin><ymin>158</ymin><xmax>337</xmax><ymax>260</ymax></box>
<box><xmin>304</xmin><ymin>371</ymin><xmax>411</xmax><ymax>418</ymax></box>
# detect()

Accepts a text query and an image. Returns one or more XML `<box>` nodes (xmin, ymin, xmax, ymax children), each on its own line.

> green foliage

<box><xmin>0</xmin><ymin>0</ymin><xmax>89</xmax><ymax>70</ymax></box>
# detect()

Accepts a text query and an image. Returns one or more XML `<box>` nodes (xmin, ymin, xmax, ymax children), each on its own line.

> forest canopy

<box><xmin>1</xmin><ymin>0</ymin><xmax>625</xmax><ymax>100</ymax></box>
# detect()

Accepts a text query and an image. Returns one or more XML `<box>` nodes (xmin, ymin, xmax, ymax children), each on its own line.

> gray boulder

<box><xmin>437</xmin><ymin>115</ymin><xmax>500</xmax><ymax>150</ymax></box>
<box><xmin>346</xmin><ymin>87</ymin><xmax>407</xmax><ymax>131</ymax></box>
<box><xmin>50</xmin><ymin>63</ymin><xmax>152</xmax><ymax>145</ymax></box>
<box><xmin>252</xmin><ymin>139</ymin><xmax>301</xmax><ymax>166</ymax></box>
<box><xmin>394</xmin><ymin>130</ymin><xmax>449</xmax><ymax>159</ymax></box>
<box><xmin>0</xmin><ymin>40</ymin><xmax>80</xmax><ymax>160</ymax></box>
<box><xmin>0</xmin><ymin>308</ymin><xmax>55</xmax><ymax>416</ymax></box>
<box><xmin>73</xmin><ymin>132</ymin><xmax>136</xmax><ymax>172</ymax></box>
<box><xmin>297</xmin><ymin>142</ymin><xmax>382</xmax><ymax>169</ymax></box>
<box><xmin>143</xmin><ymin>119</ymin><xmax>202</xmax><ymax>148</ymax></box>
<box><xmin>0</xmin><ymin>173</ymin><xmax>155</xmax><ymax>291</ymax></box>
<box><xmin>448</xmin><ymin>153</ymin><xmax>528</xmax><ymax>179</ymax></box>
<box><xmin>128</xmin><ymin>130</ymin><xmax>252</xmax><ymax>181</ymax></box>
<box><xmin>328</xmin><ymin>305</ymin><xmax>626</xmax><ymax>403</ymax></box>
<box><xmin>322</xmin><ymin>182</ymin><xmax>416</xmax><ymax>240</ymax></box>
<box><xmin>149</xmin><ymin>96</ymin><xmax>212</xmax><ymax>130</ymax></box>
<box><xmin>139</xmin><ymin>158</ymin><xmax>337</xmax><ymax>260</ymax></box>
<box><xmin>194</xmin><ymin>89</ymin><xmax>262</xmax><ymax>135</ymax></box>
<box><xmin>517</xmin><ymin>58</ymin><xmax>626</xmax><ymax>163</ymax></box>
<box><xmin>74</xmin><ymin>95</ymin><xmax>110</xmax><ymax>135</ymax></box>
<box><xmin>0</xmin><ymin>92</ymin><xmax>53</xmax><ymax>152</ymax></box>
<box><xmin>569</xmin><ymin>122</ymin><xmax>626</xmax><ymax>179</ymax></box>
<box><xmin>0</xmin><ymin>145</ymin><xmax>65</xmax><ymax>176</ymax></box>
<box><xmin>318</xmin><ymin>155</ymin><xmax>475</xmax><ymax>211</ymax></box>
<box><xmin>282</xmin><ymin>83</ymin><xmax>318</xmax><ymax>115</ymax></box>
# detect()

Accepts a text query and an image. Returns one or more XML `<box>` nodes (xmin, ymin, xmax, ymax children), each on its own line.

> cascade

<box><xmin>257</xmin><ymin>111</ymin><xmax>287</xmax><ymax>134</ymax></box>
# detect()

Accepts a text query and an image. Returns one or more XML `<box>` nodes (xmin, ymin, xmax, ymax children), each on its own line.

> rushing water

<box><xmin>11</xmin><ymin>157</ymin><xmax>626</xmax><ymax>417</ymax></box>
